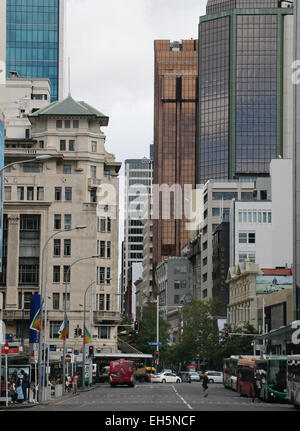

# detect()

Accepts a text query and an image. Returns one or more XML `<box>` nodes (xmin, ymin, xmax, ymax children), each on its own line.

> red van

<box><xmin>109</xmin><ymin>360</ymin><xmax>135</xmax><ymax>387</ymax></box>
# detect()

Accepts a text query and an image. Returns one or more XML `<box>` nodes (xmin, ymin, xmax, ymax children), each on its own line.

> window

<box><xmin>268</xmin><ymin>212</ymin><xmax>272</xmax><ymax>223</ymax></box>
<box><xmin>98</xmin><ymin>294</ymin><xmax>105</xmax><ymax>310</ymax></box>
<box><xmin>260</xmin><ymin>190</ymin><xmax>267</xmax><ymax>200</ymax></box>
<box><xmin>202</xmin><ymin>273</ymin><xmax>208</xmax><ymax>282</ymax></box>
<box><xmin>53</xmin><ymin>293</ymin><xmax>60</xmax><ymax>310</ymax></box>
<box><xmin>64</xmin><ymin>120</ymin><xmax>71</xmax><ymax>129</ymax></box>
<box><xmin>97</xmin><ymin>267</ymin><xmax>105</xmax><ymax>284</ymax></box>
<box><xmin>106</xmin><ymin>267</ymin><xmax>111</xmax><ymax>284</ymax></box>
<box><xmin>19</xmin><ymin>259</ymin><xmax>39</xmax><ymax>285</ymax></box>
<box><xmin>90</xmin><ymin>165</ymin><xmax>97</xmax><ymax>179</ymax></box>
<box><xmin>54</xmin><ymin>214</ymin><xmax>61</xmax><ymax>230</ymax></box>
<box><xmin>50</xmin><ymin>321</ymin><xmax>63</xmax><ymax>339</ymax></box>
<box><xmin>63</xmin><ymin>266</ymin><xmax>70</xmax><ymax>283</ymax></box>
<box><xmin>174</xmin><ymin>295</ymin><xmax>180</xmax><ymax>305</ymax></box>
<box><xmin>17</xmin><ymin>186</ymin><xmax>24</xmax><ymax>200</ymax></box>
<box><xmin>37</xmin><ymin>187</ymin><xmax>44</xmax><ymax>201</ymax></box>
<box><xmin>239</xmin><ymin>233</ymin><xmax>247</xmax><ymax>243</ymax></box>
<box><xmin>100</xmin><ymin>241</ymin><xmax>105</xmax><ymax>258</ymax></box>
<box><xmin>90</xmin><ymin>189</ymin><xmax>97</xmax><ymax>203</ymax></box>
<box><xmin>64</xmin><ymin>214</ymin><xmax>72</xmax><ymax>230</ymax></box>
<box><xmin>69</xmin><ymin>140</ymin><xmax>75</xmax><ymax>151</ymax></box>
<box><xmin>100</xmin><ymin>217</ymin><xmax>106</xmax><ymax>232</ymax></box>
<box><xmin>107</xmin><ymin>241</ymin><xmax>111</xmax><ymax>259</ymax></box>
<box><xmin>4</xmin><ymin>186</ymin><xmax>11</xmax><ymax>200</ymax></box>
<box><xmin>248</xmin><ymin>233</ymin><xmax>255</xmax><ymax>244</ymax></box>
<box><xmin>64</xmin><ymin>239</ymin><xmax>71</xmax><ymax>256</ymax></box>
<box><xmin>23</xmin><ymin>292</ymin><xmax>32</xmax><ymax>310</ymax></box>
<box><xmin>65</xmin><ymin>187</ymin><xmax>72</xmax><ymax>201</ymax></box>
<box><xmin>98</xmin><ymin>326</ymin><xmax>111</xmax><ymax>339</ymax></box>
<box><xmin>212</xmin><ymin>208</ymin><xmax>220</xmax><ymax>217</ymax></box>
<box><xmin>53</xmin><ymin>239</ymin><xmax>61</xmax><ymax>256</ymax></box>
<box><xmin>27</xmin><ymin>187</ymin><xmax>34</xmax><ymax>200</ymax></box>
<box><xmin>63</xmin><ymin>164</ymin><xmax>72</xmax><ymax>174</ymax></box>
<box><xmin>39</xmin><ymin>140</ymin><xmax>44</xmax><ymax>149</ymax></box>
<box><xmin>56</xmin><ymin>120</ymin><xmax>62</xmax><ymax>129</ymax></box>
<box><xmin>53</xmin><ymin>266</ymin><xmax>60</xmax><ymax>283</ymax></box>
<box><xmin>91</xmin><ymin>141</ymin><xmax>97</xmax><ymax>153</ymax></box>
<box><xmin>55</xmin><ymin>187</ymin><xmax>62</xmax><ymax>201</ymax></box>
<box><xmin>106</xmin><ymin>294</ymin><xmax>110</xmax><ymax>311</ymax></box>
<box><xmin>73</xmin><ymin>120</ymin><xmax>79</xmax><ymax>128</ymax></box>
<box><xmin>60</xmin><ymin>140</ymin><xmax>66</xmax><ymax>151</ymax></box>
<box><xmin>239</xmin><ymin>253</ymin><xmax>247</xmax><ymax>262</ymax></box>
<box><xmin>174</xmin><ymin>280</ymin><xmax>181</xmax><ymax>290</ymax></box>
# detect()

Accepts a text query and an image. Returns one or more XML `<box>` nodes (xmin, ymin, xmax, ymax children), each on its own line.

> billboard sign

<box><xmin>256</xmin><ymin>275</ymin><xmax>293</xmax><ymax>295</ymax></box>
<box><xmin>29</xmin><ymin>293</ymin><xmax>41</xmax><ymax>343</ymax></box>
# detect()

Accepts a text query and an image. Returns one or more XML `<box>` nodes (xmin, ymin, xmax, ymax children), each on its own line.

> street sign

<box><xmin>2</xmin><ymin>342</ymin><xmax>9</xmax><ymax>354</ymax></box>
<box><xmin>65</xmin><ymin>354</ymin><xmax>71</xmax><ymax>363</ymax></box>
<box><xmin>49</xmin><ymin>345</ymin><xmax>57</xmax><ymax>351</ymax></box>
<box><xmin>148</xmin><ymin>342</ymin><xmax>163</xmax><ymax>346</ymax></box>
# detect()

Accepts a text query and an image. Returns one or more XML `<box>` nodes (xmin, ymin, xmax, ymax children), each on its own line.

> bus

<box><xmin>93</xmin><ymin>353</ymin><xmax>155</xmax><ymax>383</ymax></box>
<box><xmin>287</xmin><ymin>355</ymin><xmax>300</xmax><ymax>409</ymax></box>
<box><xmin>223</xmin><ymin>356</ymin><xmax>239</xmax><ymax>390</ymax></box>
<box><xmin>258</xmin><ymin>357</ymin><xmax>287</xmax><ymax>403</ymax></box>
<box><xmin>237</xmin><ymin>358</ymin><xmax>261</xmax><ymax>397</ymax></box>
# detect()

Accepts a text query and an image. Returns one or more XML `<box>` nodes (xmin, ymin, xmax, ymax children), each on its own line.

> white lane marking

<box><xmin>172</xmin><ymin>385</ymin><xmax>193</xmax><ymax>410</ymax></box>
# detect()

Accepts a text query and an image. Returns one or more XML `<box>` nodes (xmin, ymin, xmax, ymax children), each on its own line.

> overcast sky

<box><xmin>65</xmin><ymin>0</ymin><xmax>206</xmax><ymax>166</ymax></box>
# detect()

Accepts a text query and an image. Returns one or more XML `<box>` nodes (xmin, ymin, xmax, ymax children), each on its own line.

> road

<box><xmin>30</xmin><ymin>382</ymin><xmax>295</xmax><ymax>412</ymax></box>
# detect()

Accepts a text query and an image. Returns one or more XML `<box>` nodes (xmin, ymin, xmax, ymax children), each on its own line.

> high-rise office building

<box><xmin>197</xmin><ymin>0</ymin><xmax>294</xmax><ymax>184</ymax></box>
<box><xmin>6</xmin><ymin>0</ymin><xmax>65</xmax><ymax>101</ymax></box>
<box><xmin>121</xmin><ymin>154</ymin><xmax>153</xmax><ymax>315</ymax></box>
<box><xmin>153</xmin><ymin>40</ymin><xmax>198</xmax><ymax>267</ymax></box>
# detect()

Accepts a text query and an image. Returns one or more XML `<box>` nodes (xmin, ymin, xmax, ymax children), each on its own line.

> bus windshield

<box><xmin>268</xmin><ymin>360</ymin><xmax>287</xmax><ymax>392</ymax></box>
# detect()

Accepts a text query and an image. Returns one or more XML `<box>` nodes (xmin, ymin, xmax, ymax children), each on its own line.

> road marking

<box><xmin>172</xmin><ymin>385</ymin><xmax>193</xmax><ymax>410</ymax></box>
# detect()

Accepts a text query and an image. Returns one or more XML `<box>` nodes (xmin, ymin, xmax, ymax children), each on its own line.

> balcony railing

<box><xmin>3</xmin><ymin>310</ymin><xmax>31</xmax><ymax>320</ymax></box>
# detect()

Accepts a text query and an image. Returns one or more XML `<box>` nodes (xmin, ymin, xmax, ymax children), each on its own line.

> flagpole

<box><xmin>82</xmin><ymin>281</ymin><xmax>95</xmax><ymax>389</ymax></box>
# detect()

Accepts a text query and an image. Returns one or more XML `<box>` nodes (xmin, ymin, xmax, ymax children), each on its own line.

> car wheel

<box><xmin>176</xmin><ymin>379</ymin><xmax>180</xmax><ymax>383</ymax></box>
<box><xmin>162</xmin><ymin>379</ymin><xmax>166</xmax><ymax>383</ymax></box>
<box><xmin>209</xmin><ymin>379</ymin><xmax>214</xmax><ymax>384</ymax></box>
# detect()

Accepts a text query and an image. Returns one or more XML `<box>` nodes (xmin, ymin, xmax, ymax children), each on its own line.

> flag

<box><xmin>58</xmin><ymin>317</ymin><xmax>69</xmax><ymax>341</ymax></box>
<box><xmin>84</xmin><ymin>326</ymin><xmax>92</xmax><ymax>344</ymax></box>
<box><xmin>29</xmin><ymin>302</ymin><xmax>43</xmax><ymax>332</ymax></box>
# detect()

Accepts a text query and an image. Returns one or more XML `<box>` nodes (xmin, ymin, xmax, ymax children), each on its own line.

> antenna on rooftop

<box><xmin>68</xmin><ymin>56</ymin><xmax>71</xmax><ymax>97</ymax></box>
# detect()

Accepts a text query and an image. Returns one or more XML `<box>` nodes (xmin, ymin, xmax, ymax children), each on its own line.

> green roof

<box><xmin>28</xmin><ymin>95</ymin><xmax>109</xmax><ymax>126</ymax></box>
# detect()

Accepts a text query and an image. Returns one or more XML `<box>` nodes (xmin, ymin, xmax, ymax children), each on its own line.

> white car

<box><xmin>188</xmin><ymin>371</ymin><xmax>200</xmax><ymax>382</ymax></box>
<box><xmin>151</xmin><ymin>372</ymin><xmax>181</xmax><ymax>383</ymax></box>
<box><xmin>205</xmin><ymin>371</ymin><xmax>223</xmax><ymax>384</ymax></box>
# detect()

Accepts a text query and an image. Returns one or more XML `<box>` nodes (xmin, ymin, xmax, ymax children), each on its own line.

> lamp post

<box><xmin>62</xmin><ymin>255</ymin><xmax>99</xmax><ymax>394</ymax></box>
<box><xmin>37</xmin><ymin>224</ymin><xmax>87</xmax><ymax>403</ymax></box>
<box><xmin>82</xmin><ymin>280</ymin><xmax>95</xmax><ymax>389</ymax></box>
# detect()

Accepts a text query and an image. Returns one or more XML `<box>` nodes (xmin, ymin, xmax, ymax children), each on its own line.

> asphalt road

<box><xmin>29</xmin><ymin>382</ymin><xmax>296</xmax><ymax>412</ymax></box>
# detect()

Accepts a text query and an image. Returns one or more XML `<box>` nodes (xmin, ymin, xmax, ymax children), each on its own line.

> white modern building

<box><xmin>231</xmin><ymin>159</ymin><xmax>293</xmax><ymax>269</ymax></box>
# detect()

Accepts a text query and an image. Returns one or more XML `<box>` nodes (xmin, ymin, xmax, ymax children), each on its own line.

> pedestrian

<box><xmin>20</xmin><ymin>369</ymin><xmax>30</xmax><ymax>402</ymax></box>
<box><xmin>72</xmin><ymin>373</ymin><xmax>78</xmax><ymax>395</ymax></box>
<box><xmin>252</xmin><ymin>371</ymin><xmax>262</xmax><ymax>403</ymax></box>
<box><xmin>202</xmin><ymin>372</ymin><xmax>209</xmax><ymax>397</ymax></box>
<box><xmin>1</xmin><ymin>376</ymin><xmax>6</xmax><ymax>397</ymax></box>
<box><xmin>66</xmin><ymin>375</ymin><xmax>71</xmax><ymax>392</ymax></box>
<box><xmin>8</xmin><ymin>382</ymin><xmax>17</xmax><ymax>404</ymax></box>
<box><xmin>15</xmin><ymin>379</ymin><xmax>24</xmax><ymax>404</ymax></box>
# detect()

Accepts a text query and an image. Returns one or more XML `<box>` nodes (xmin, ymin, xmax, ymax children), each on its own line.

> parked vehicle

<box><xmin>287</xmin><ymin>355</ymin><xmax>300</xmax><ymax>409</ymax></box>
<box><xmin>151</xmin><ymin>372</ymin><xmax>181</xmax><ymax>383</ymax></box>
<box><xmin>223</xmin><ymin>357</ymin><xmax>239</xmax><ymax>390</ymax></box>
<box><xmin>178</xmin><ymin>372</ymin><xmax>190</xmax><ymax>383</ymax></box>
<box><xmin>204</xmin><ymin>371</ymin><xmax>223</xmax><ymax>384</ymax></box>
<box><xmin>109</xmin><ymin>360</ymin><xmax>135</xmax><ymax>387</ymax></box>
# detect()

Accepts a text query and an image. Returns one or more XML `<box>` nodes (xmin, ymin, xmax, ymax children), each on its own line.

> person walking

<box><xmin>202</xmin><ymin>372</ymin><xmax>209</xmax><ymax>397</ymax></box>
<box><xmin>72</xmin><ymin>373</ymin><xmax>78</xmax><ymax>395</ymax></box>
<box><xmin>15</xmin><ymin>379</ymin><xmax>24</xmax><ymax>404</ymax></box>
<box><xmin>1</xmin><ymin>376</ymin><xmax>6</xmax><ymax>397</ymax></box>
<box><xmin>20</xmin><ymin>370</ymin><xmax>30</xmax><ymax>402</ymax></box>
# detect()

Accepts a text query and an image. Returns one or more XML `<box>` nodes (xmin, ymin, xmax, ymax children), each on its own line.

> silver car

<box><xmin>188</xmin><ymin>371</ymin><xmax>200</xmax><ymax>382</ymax></box>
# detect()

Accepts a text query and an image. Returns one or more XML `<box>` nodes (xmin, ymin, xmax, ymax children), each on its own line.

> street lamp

<box><xmin>81</xmin><ymin>280</ymin><xmax>96</xmax><ymax>389</ymax></box>
<box><xmin>62</xmin><ymin>255</ymin><xmax>100</xmax><ymax>394</ymax></box>
<box><xmin>37</xmin><ymin>224</ymin><xmax>88</xmax><ymax>403</ymax></box>
<box><xmin>0</xmin><ymin>154</ymin><xmax>53</xmax><ymax>173</ymax></box>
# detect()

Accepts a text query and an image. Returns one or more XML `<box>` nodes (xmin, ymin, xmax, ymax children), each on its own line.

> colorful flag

<box><xmin>58</xmin><ymin>317</ymin><xmax>69</xmax><ymax>341</ymax></box>
<box><xmin>84</xmin><ymin>326</ymin><xmax>92</xmax><ymax>344</ymax></box>
<box><xmin>29</xmin><ymin>302</ymin><xmax>43</xmax><ymax>332</ymax></box>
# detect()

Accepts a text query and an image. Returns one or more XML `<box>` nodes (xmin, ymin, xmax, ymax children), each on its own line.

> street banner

<box><xmin>84</xmin><ymin>326</ymin><xmax>92</xmax><ymax>344</ymax></box>
<box><xmin>58</xmin><ymin>316</ymin><xmax>69</xmax><ymax>340</ymax></box>
<box><xmin>0</xmin><ymin>118</ymin><xmax>4</xmax><ymax>272</ymax></box>
<box><xmin>29</xmin><ymin>294</ymin><xmax>41</xmax><ymax>343</ymax></box>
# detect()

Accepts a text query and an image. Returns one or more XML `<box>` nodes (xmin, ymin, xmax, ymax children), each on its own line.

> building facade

<box><xmin>153</xmin><ymin>39</ymin><xmax>198</xmax><ymax>267</ymax></box>
<box><xmin>1</xmin><ymin>95</ymin><xmax>121</xmax><ymax>355</ymax></box>
<box><xmin>6</xmin><ymin>0</ymin><xmax>65</xmax><ymax>101</ymax></box>
<box><xmin>121</xmin><ymin>156</ymin><xmax>153</xmax><ymax>315</ymax></box>
<box><xmin>198</xmin><ymin>0</ymin><xmax>294</xmax><ymax>184</ymax></box>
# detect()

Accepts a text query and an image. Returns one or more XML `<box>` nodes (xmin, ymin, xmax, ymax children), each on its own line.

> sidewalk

<box><xmin>0</xmin><ymin>384</ymin><xmax>100</xmax><ymax>410</ymax></box>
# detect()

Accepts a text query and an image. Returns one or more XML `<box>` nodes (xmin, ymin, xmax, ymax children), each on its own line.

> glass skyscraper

<box><xmin>198</xmin><ymin>0</ymin><xmax>294</xmax><ymax>184</ymax></box>
<box><xmin>6</xmin><ymin>0</ymin><xmax>64</xmax><ymax>101</ymax></box>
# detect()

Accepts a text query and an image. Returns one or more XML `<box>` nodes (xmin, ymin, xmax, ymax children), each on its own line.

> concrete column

<box><xmin>5</xmin><ymin>215</ymin><xmax>20</xmax><ymax>309</ymax></box>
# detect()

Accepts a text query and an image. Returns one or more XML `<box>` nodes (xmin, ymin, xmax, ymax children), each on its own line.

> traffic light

<box><xmin>134</xmin><ymin>320</ymin><xmax>139</xmax><ymax>332</ymax></box>
<box><xmin>155</xmin><ymin>350</ymin><xmax>159</xmax><ymax>359</ymax></box>
<box><xmin>224</xmin><ymin>329</ymin><xmax>229</xmax><ymax>339</ymax></box>
<box><xmin>88</xmin><ymin>345</ymin><xmax>94</xmax><ymax>357</ymax></box>
<box><xmin>74</xmin><ymin>328</ymin><xmax>78</xmax><ymax>337</ymax></box>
